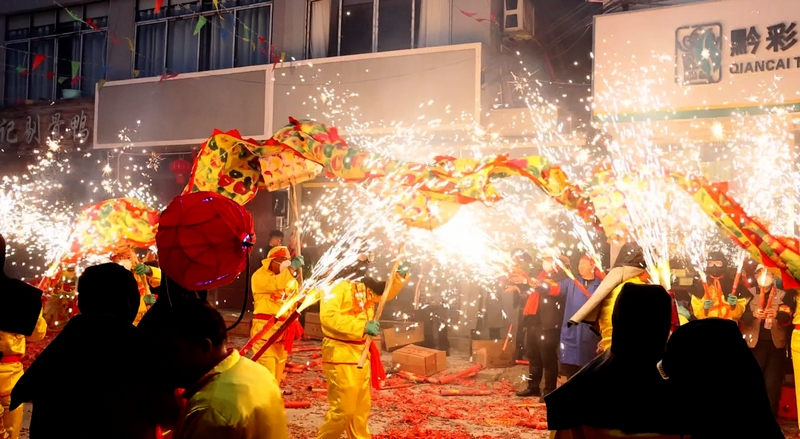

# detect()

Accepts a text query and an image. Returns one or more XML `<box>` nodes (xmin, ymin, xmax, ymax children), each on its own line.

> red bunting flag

<box><xmin>458</xmin><ymin>9</ymin><xmax>478</xmax><ymax>17</ymax></box>
<box><xmin>32</xmin><ymin>54</ymin><xmax>46</xmax><ymax>71</ymax></box>
<box><xmin>110</xmin><ymin>31</ymin><xmax>119</xmax><ymax>45</ymax></box>
<box><xmin>155</xmin><ymin>0</ymin><xmax>164</xmax><ymax>14</ymax></box>
<box><xmin>258</xmin><ymin>36</ymin><xmax>266</xmax><ymax>45</ymax></box>
<box><xmin>159</xmin><ymin>73</ymin><xmax>179</xmax><ymax>82</ymax></box>
<box><xmin>70</xmin><ymin>76</ymin><xmax>81</xmax><ymax>86</ymax></box>
<box><xmin>86</xmin><ymin>18</ymin><xmax>99</xmax><ymax>30</ymax></box>
<box><xmin>46</xmin><ymin>71</ymin><xmax>55</xmax><ymax>79</ymax></box>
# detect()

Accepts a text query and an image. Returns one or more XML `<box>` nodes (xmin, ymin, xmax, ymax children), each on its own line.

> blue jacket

<box><xmin>558</xmin><ymin>276</ymin><xmax>602</xmax><ymax>367</ymax></box>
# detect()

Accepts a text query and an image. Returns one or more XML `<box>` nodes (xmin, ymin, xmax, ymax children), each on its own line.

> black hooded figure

<box><xmin>545</xmin><ymin>283</ymin><xmax>681</xmax><ymax>435</ymax></box>
<box><xmin>11</xmin><ymin>263</ymin><xmax>157</xmax><ymax>439</ymax></box>
<box><xmin>661</xmin><ymin>318</ymin><xmax>783</xmax><ymax>439</ymax></box>
<box><xmin>0</xmin><ymin>233</ymin><xmax>44</xmax><ymax>340</ymax></box>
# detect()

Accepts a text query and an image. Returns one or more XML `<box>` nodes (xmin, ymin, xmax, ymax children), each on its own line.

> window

<box><xmin>135</xmin><ymin>0</ymin><xmax>273</xmax><ymax>78</ymax></box>
<box><xmin>307</xmin><ymin>0</ymin><xmax>428</xmax><ymax>59</ymax></box>
<box><xmin>3</xmin><ymin>2</ymin><xmax>109</xmax><ymax>105</ymax></box>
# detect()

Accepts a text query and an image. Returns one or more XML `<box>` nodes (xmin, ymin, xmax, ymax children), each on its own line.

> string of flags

<box><xmin>8</xmin><ymin>1</ymin><xmax>287</xmax><ymax>89</ymax></box>
<box><xmin>458</xmin><ymin>8</ymin><xmax>499</xmax><ymax>26</ymax></box>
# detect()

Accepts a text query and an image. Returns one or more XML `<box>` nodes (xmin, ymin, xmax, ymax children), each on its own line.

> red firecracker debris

<box><xmin>515</xmin><ymin>360</ymin><xmax>529</xmax><ymax>365</ymax></box>
<box><xmin>439</xmin><ymin>389</ymin><xmax>492</xmax><ymax>396</ymax></box>
<box><xmin>429</xmin><ymin>364</ymin><xmax>482</xmax><ymax>385</ymax></box>
<box><xmin>396</xmin><ymin>370</ymin><xmax>428</xmax><ymax>383</ymax></box>
<box><xmin>284</xmin><ymin>400</ymin><xmax>311</xmax><ymax>409</ymax></box>
<box><xmin>380</xmin><ymin>384</ymin><xmax>414</xmax><ymax>391</ymax></box>
<box><xmin>293</xmin><ymin>347</ymin><xmax>322</xmax><ymax>353</ymax></box>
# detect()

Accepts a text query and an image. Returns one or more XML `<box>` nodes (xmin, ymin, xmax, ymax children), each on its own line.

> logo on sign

<box><xmin>675</xmin><ymin>23</ymin><xmax>723</xmax><ymax>85</ymax></box>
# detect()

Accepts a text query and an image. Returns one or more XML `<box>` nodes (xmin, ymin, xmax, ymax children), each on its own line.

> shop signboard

<box><xmin>593</xmin><ymin>0</ymin><xmax>800</xmax><ymax>120</ymax></box>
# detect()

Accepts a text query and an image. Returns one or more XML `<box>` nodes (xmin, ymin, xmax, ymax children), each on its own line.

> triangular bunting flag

<box><xmin>213</xmin><ymin>0</ymin><xmax>219</xmax><ymax>9</ymax></box>
<box><xmin>71</xmin><ymin>60</ymin><xmax>81</xmax><ymax>79</ymax></box>
<box><xmin>70</xmin><ymin>76</ymin><xmax>81</xmax><ymax>86</ymax></box>
<box><xmin>110</xmin><ymin>31</ymin><xmax>119</xmax><ymax>45</ymax></box>
<box><xmin>458</xmin><ymin>9</ymin><xmax>477</xmax><ymax>18</ymax></box>
<box><xmin>86</xmin><ymin>18</ymin><xmax>99</xmax><ymax>30</ymax></box>
<box><xmin>194</xmin><ymin>16</ymin><xmax>207</xmax><ymax>36</ymax></box>
<box><xmin>57</xmin><ymin>76</ymin><xmax>68</xmax><ymax>84</ymax></box>
<box><xmin>32</xmin><ymin>54</ymin><xmax>46</xmax><ymax>71</ymax></box>
<box><xmin>251</xmin><ymin>41</ymin><xmax>256</xmax><ymax>51</ymax></box>
<box><xmin>97</xmin><ymin>79</ymin><xmax>107</xmax><ymax>90</ymax></box>
<box><xmin>102</xmin><ymin>66</ymin><xmax>112</xmax><ymax>74</ymax></box>
<box><xmin>258</xmin><ymin>36</ymin><xmax>266</xmax><ymax>45</ymax></box>
<box><xmin>65</xmin><ymin>8</ymin><xmax>81</xmax><ymax>22</ymax></box>
<box><xmin>221</xmin><ymin>28</ymin><xmax>229</xmax><ymax>39</ymax></box>
<box><xmin>243</xmin><ymin>24</ymin><xmax>250</xmax><ymax>37</ymax></box>
<box><xmin>155</xmin><ymin>0</ymin><xmax>164</xmax><ymax>14</ymax></box>
<box><xmin>132</xmin><ymin>69</ymin><xmax>141</xmax><ymax>78</ymax></box>
<box><xmin>46</xmin><ymin>71</ymin><xmax>55</xmax><ymax>79</ymax></box>
<box><xmin>15</xmin><ymin>66</ymin><xmax>26</xmax><ymax>74</ymax></box>
<box><xmin>126</xmin><ymin>38</ymin><xmax>135</xmax><ymax>52</ymax></box>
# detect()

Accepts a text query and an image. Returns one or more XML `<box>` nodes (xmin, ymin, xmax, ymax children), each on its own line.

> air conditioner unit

<box><xmin>503</xmin><ymin>0</ymin><xmax>534</xmax><ymax>41</ymax></box>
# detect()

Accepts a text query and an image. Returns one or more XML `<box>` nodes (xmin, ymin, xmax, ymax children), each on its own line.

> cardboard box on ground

<box><xmin>303</xmin><ymin>313</ymin><xmax>422</xmax><ymax>351</ymax></box>
<box><xmin>391</xmin><ymin>344</ymin><xmax>448</xmax><ymax>376</ymax></box>
<box><xmin>471</xmin><ymin>340</ymin><xmax>516</xmax><ymax>368</ymax></box>
<box><xmin>381</xmin><ymin>321</ymin><xmax>424</xmax><ymax>351</ymax></box>
<box><xmin>303</xmin><ymin>312</ymin><xmax>324</xmax><ymax>339</ymax></box>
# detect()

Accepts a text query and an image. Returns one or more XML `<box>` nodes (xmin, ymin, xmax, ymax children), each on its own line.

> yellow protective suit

<box><xmin>792</xmin><ymin>309</ymin><xmax>800</xmax><ymax>426</ymax></box>
<box><xmin>690</xmin><ymin>278</ymin><xmax>746</xmax><ymax>320</ymax></box>
<box><xmin>250</xmin><ymin>253</ymin><xmax>299</xmax><ymax>384</ymax></box>
<box><xmin>597</xmin><ymin>277</ymin><xmax>645</xmax><ymax>352</ymax></box>
<box><xmin>0</xmin><ymin>312</ymin><xmax>47</xmax><ymax>439</ymax></box>
<box><xmin>133</xmin><ymin>266</ymin><xmax>161</xmax><ymax>326</ymax></box>
<box><xmin>317</xmin><ymin>273</ymin><xmax>407</xmax><ymax>439</ymax></box>
<box><xmin>175</xmin><ymin>350</ymin><xmax>289</xmax><ymax>439</ymax></box>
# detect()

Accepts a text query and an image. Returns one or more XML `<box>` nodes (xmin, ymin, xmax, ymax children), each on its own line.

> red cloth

<box><xmin>523</xmin><ymin>270</ymin><xmax>561</xmax><ymax>316</ymax></box>
<box><xmin>0</xmin><ymin>355</ymin><xmax>22</xmax><ymax>364</ymax></box>
<box><xmin>283</xmin><ymin>320</ymin><xmax>304</xmax><ymax>354</ymax></box>
<box><xmin>156</xmin><ymin>191</ymin><xmax>255</xmax><ymax>290</ymax></box>
<box><xmin>325</xmin><ymin>337</ymin><xmax>386</xmax><ymax>390</ymax></box>
<box><xmin>252</xmin><ymin>313</ymin><xmax>303</xmax><ymax>353</ymax></box>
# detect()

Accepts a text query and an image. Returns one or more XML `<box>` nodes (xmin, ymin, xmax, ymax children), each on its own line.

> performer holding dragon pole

<box><xmin>250</xmin><ymin>245</ymin><xmax>304</xmax><ymax>384</ymax></box>
<box><xmin>110</xmin><ymin>246</ymin><xmax>161</xmax><ymax>326</ymax></box>
<box><xmin>0</xmin><ymin>234</ymin><xmax>47</xmax><ymax>439</ymax></box>
<box><xmin>317</xmin><ymin>250</ymin><xmax>409</xmax><ymax>439</ymax></box>
<box><xmin>690</xmin><ymin>251</ymin><xmax>747</xmax><ymax>321</ymax></box>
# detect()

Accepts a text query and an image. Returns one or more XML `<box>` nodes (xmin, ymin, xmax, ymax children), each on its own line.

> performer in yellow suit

<box><xmin>250</xmin><ymin>246</ymin><xmax>304</xmax><ymax>383</ymax></box>
<box><xmin>690</xmin><ymin>252</ymin><xmax>747</xmax><ymax>320</ymax></box>
<box><xmin>0</xmin><ymin>234</ymin><xmax>48</xmax><ymax>439</ymax></box>
<box><xmin>317</xmin><ymin>251</ymin><xmax>409</xmax><ymax>439</ymax></box>
<box><xmin>110</xmin><ymin>247</ymin><xmax>161</xmax><ymax>326</ymax></box>
<box><xmin>791</xmin><ymin>290</ymin><xmax>800</xmax><ymax>426</ymax></box>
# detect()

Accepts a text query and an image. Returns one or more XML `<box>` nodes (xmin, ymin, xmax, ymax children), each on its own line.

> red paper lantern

<box><xmin>169</xmin><ymin>157</ymin><xmax>193</xmax><ymax>185</ymax></box>
<box><xmin>156</xmin><ymin>191</ymin><xmax>255</xmax><ymax>290</ymax></box>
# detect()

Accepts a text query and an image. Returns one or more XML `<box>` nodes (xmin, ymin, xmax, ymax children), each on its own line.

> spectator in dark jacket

<box><xmin>515</xmin><ymin>251</ymin><xmax>567</xmax><ymax>399</ymax></box>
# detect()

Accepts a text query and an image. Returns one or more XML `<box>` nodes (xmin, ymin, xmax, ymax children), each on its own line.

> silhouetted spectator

<box><xmin>545</xmin><ymin>283</ymin><xmax>679</xmax><ymax>434</ymax></box>
<box><xmin>660</xmin><ymin>318</ymin><xmax>783</xmax><ymax>439</ymax></box>
<box><xmin>11</xmin><ymin>263</ymin><xmax>157</xmax><ymax>439</ymax></box>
